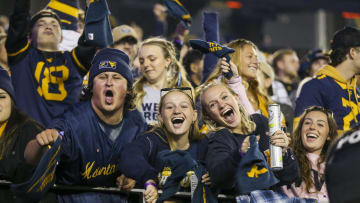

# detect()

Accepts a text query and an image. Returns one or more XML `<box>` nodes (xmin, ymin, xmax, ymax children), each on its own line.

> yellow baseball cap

<box><xmin>112</xmin><ymin>25</ymin><xmax>138</xmax><ymax>44</ymax></box>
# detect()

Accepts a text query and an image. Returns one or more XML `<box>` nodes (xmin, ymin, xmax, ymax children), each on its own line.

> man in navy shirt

<box><xmin>25</xmin><ymin>48</ymin><xmax>147</xmax><ymax>202</ymax></box>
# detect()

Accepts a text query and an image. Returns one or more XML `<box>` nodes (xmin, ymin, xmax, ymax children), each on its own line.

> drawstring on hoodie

<box><xmin>353</xmin><ymin>84</ymin><xmax>359</xmax><ymax>123</ymax></box>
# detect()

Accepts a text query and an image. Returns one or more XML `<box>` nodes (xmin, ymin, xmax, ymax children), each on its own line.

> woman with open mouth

<box><xmin>119</xmin><ymin>88</ymin><xmax>212</xmax><ymax>203</ymax></box>
<box><xmin>199</xmin><ymin>81</ymin><xmax>300</xmax><ymax>199</ymax></box>
<box><xmin>282</xmin><ymin>106</ymin><xmax>338</xmax><ymax>201</ymax></box>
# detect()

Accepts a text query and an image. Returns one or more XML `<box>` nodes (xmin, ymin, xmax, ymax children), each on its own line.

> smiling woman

<box><xmin>203</xmin><ymin>39</ymin><xmax>273</xmax><ymax>118</ymax></box>
<box><xmin>133</xmin><ymin>37</ymin><xmax>193</xmax><ymax>126</ymax></box>
<box><xmin>0</xmin><ymin>67</ymin><xmax>44</xmax><ymax>201</ymax></box>
<box><xmin>199</xmin><ymin>81</ymin><xmax>300</xmax><ymax>197</ymax></box>
<box><xmin>118</xmin><ymin>89</ymin><xmax>214</xmax><ymax>203</ymax></box>
<box><xmin>282</xmin><ymin>106</ymin><xmax>338</xmax><ymax>201</ymax></box>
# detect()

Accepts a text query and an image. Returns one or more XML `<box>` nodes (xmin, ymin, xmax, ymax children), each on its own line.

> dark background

<box><xmin>1</xmin><ymin>0</ymin><xmax>359</xmax><ymax>56</ymax></box>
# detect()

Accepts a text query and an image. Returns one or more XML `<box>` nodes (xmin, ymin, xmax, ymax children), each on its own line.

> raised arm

<box><xmin>6</xmin><ymin>0</ymin><xmax>31</xmax><ymax>65</ymax></box>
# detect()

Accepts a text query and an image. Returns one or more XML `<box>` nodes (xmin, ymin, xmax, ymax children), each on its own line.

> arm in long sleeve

<box><xmin>228</xmin><ymin>76</ymin><xmax>255</xmax><ymax>114</ymax></box>
<box><xmin>119</xmin><ymin>135</ymin><xmax>158</xmax><ymax>186</ymax></box>
<box><xmin>6</xmin><ymin>0</ymin><xmax>31</xmax><ymax>65</ymax></box>
<box><xmin>201</xmin><ymin>12</ymin><xmax>219</xmax><ymax>83</ymax></box>
<box><xmin>274</xmin><ymin>149</ymin><xmax>300</xmax><ymax>186</ymax></box>
<box><xmin>206</xmin><ymin>129</ymin><xmax>242</xmax><ymax>190</ymax></box>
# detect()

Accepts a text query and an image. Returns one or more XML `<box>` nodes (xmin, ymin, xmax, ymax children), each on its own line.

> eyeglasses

<box><xmin>160</xmin><ymin>87</ymin><xmax>193</xmax><ymax>100</ymax></box>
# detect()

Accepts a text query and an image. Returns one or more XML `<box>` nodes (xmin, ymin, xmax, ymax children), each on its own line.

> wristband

<box><xmin>144</xmin><ymin>181</ymin><xmax>157</xmax><ymax>189</ymax></box>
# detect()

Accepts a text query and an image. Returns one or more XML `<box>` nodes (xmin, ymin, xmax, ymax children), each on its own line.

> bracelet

<box><xmin>144</xmin><ymin>181</ymin><xmax>157</xmax><ymax>189</ymax></box>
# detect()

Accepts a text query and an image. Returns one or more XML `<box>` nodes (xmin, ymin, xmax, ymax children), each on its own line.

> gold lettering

<box><xmin>247</xmin><ymin>165</ymin><xmax>268</xmax><ymax>178</ymax></box>
<box><xmin>81</xmin><ymin>162</ymin><xmax>117</xmax><ymax>180</ymax></box>
<box><xmin>38</xmin><ymin>169</ymin><xmax>55</xmax><ymax>192</ymax></box>
<box><xmin>81</xmin><ymin>161</ymin><xmax>95</xmax><ymax>179</ymax></box>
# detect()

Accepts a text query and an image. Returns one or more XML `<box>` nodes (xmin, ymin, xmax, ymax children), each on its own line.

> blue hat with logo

<box><xmin>0</xmin><ymin>66</ymin><xmax>16</xmax><ymax>103</ymax></box>
<box><xmin>89</xmin><ymin>48</ymin><xmax>133</xmax><ymax>86</ymax></box>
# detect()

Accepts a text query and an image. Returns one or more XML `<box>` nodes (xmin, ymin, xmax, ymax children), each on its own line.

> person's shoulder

<box><xmin>210</xmin><ymin>128</ymin><xmax>233</xmax><ymax>140</ymax></box>
<box><xmin>125</xmin><ymin>109</ymin><xmax>146</xmax><ymax>124</ymax></box>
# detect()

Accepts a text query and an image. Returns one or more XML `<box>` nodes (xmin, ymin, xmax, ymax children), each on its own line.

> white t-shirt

<box><xmin>140</xmin><ymin>85</ymin><xmax>161</xmax><ymax>125</ymax></box>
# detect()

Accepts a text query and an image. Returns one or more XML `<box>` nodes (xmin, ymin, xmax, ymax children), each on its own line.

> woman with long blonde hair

<box><xmin>199</xmin><ymin>81</ymin><xmax>298</xmax><ymax>196</ymax></box>
<box><xmin>134</xmin><ymin>37</ymin><xmax>192</xmax><ymax>125</ymax></box>
<box><xmin>119</xmin><ymin>88</ymin><xmax>211</xmax><ymax>203</ymax></box>
<box><xmin>203</xmin><ymin>39</ymin><xmax>272</xmax><ymax>118</ymax></box>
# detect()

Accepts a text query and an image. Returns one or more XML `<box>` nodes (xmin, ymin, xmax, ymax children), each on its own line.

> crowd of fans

<box><xmin>1</xmin><ymin>0</ymin><xmax>360</xmax><ymax>203</ymax></box>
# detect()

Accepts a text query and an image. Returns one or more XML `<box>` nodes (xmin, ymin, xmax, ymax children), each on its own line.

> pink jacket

<box><xmin>227</xmin><ymin>76</ymin><xmax>255</xmax><ymax>114</ymax></box>
<box><xmin>282</xmin><ymin>153</ymin><xmax>328</xmax><ymax>201</ymax></box>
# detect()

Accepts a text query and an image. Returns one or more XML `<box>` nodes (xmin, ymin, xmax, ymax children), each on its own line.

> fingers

<box><xmin>36</xmin><ymin>129</ymin><xmax>59</xmax><ymax>146</ymax></box>
<box><xmin>270</xmin><ymin>130</ymin><xmax>289</xmax><ymax>148</ymax></box>
<box><xmin>122</xmin><ymin>178</ymin><xmax>136</xmax><ymax>191</ymax></box>
<box><xmin>144</xmin><ymin>185</ymin><xmax>158</xmax><ymax>203</ymax></box>
<box><xmin>201</xmin><ymin>173</ymin><xmax>211</xmax><ymax>185</ymax></box>
<box><xmin>220</xmin><ymin>57</ymin><xmax>231</xmax><ymax>74</ymax></box>
<box><xmin>116</xmin><ymin>174</ymin><xmax>125</xmax><ymax>189</ymax></box>
<box><xmin>240</xmin><ymin>136</ymin><xmax>251</xmax><ymax>154</ymax></box>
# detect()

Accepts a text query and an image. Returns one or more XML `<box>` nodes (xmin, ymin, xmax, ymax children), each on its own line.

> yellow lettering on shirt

<box><xmin>81</xmin><ymin>161</ymin><xmax>117</xmax><ymax>180</ymax></box>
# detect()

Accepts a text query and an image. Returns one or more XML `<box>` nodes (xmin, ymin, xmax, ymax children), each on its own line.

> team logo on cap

<box><xmin>120</xmin><ymin>27</ymin><xmax>131</xmax><ymax>34</ymax></box>
<box><xmin>99</xmin><ymin>61</ymin><xmax>117</xmax><ymax>69</ymax></box>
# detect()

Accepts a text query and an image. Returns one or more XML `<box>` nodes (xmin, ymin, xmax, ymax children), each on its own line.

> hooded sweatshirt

<box><xmin>294</xmin><ymin>65</ymin><xmax>360</xmax><ymax>134</ymax></box>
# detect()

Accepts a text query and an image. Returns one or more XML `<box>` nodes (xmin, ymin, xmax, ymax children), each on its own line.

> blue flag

<box><xmin>236</xmin><ymin>135</ymin><xmax>279</xmax><ymax>195</ymax></box>
<box><xmin>164</xmin><ymin>0</ymin><xmax>191</xmax><ymax>28</ymax></box>
<box><xmin>11</xmin><ymin>137</ymin><xmax>62</xmax><ymax>202</ymax></box>
<box><xmin>84</xmin><ymin>0</ymin><xmax>113</xmax><ymax>47</ymax></box>
<box><xmin>189</xmin><ymin>39</ymin><xmax>235</xmax><ymax>79</ymax></box>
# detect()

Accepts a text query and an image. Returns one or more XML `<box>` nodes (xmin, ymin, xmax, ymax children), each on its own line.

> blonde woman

<box><xmin>119</xmin><ymin>88</ymin><xmax>211</xmax><ymax>203</ymax></box>
<box><xmin>204</xmin><ymin>39</ymin><xmax>272</xmax><ymax>118</ymax></box>
<box><xmin>134</xmin><ymin>37</ymin><xmax>192</xmax><ymax>125</ymax></box>
<box><xmin>199</xmin><ymin>81</ymin><xmax>298</xmax><ymax>195</ymax></box>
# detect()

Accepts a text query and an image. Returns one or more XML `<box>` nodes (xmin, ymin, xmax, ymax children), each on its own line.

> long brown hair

<box><xmin>291</xmin><ymin>106</ymin><xmax>338</xmax><ymax>193</ymax></box>
<box><xmin>0</xmin><ymin>101</ymin><xmax>43</xmax><ymax>159</ymax></box>
<box><xmin>153</xmin><ymin>89</ymin><xmax>203</xmax><ymax>150</ymax></box>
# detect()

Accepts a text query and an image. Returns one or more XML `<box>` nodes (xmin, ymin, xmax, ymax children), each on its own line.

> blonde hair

<box><xmin>201</xmin><ymin>39</ymin><xmax>272</xmax><ymax>116</ymax></box>
<box><xmin>154</xmin><ymin>89</ymin><xmax>203</xmax><ymax>150</ymax></box>
<box><xmin>199</xmin><ymin>81</ymin><xmax>256</xmax><ymax>134</ymax></box>
<box><xmin>133</xmin><ymin>37</ymin><xmax>193</xmax><ymax>109</ymax></box>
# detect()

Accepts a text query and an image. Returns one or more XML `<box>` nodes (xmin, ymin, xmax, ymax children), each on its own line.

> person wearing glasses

<box><xmin>119</xmin><ymin>87</ymin><xmax>211</xmax><ymax>203</ymax></box>
<box><xmin>282</xmin><ymin>106</ymin><xmax>338</xmax><ymax>201</ymax></box>
<box><xmin>199</xmin><ymin>81</ymin><xmax>299</xmax><ymax>199</ymax></box>
<box><xmin>134</xmin><ymin>37</ymin><xmax>192</xmax><ymax>126</ymax></box>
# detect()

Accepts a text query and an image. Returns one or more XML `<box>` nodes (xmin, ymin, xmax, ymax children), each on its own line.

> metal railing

<box><xmin>0</xmin><ymin>180</ymin><xmax>236</xmax><ymax>202</ymax></box>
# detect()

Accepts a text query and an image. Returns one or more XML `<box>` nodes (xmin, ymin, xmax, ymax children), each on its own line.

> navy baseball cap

<box><xmin>0</xmin><ymin>66</ymin><xmax>16</xmax><ymax>103</ymax></box>
<box><xmin>299</xmin><ymin>49</ymin><xmax>328</xmax><ymax>78</ymax></box>
<box><xmin>330</xmin><ymin>26</ymin><xmax>360</xmax><ymax>50</ymax></box>
<box><xmin>89</xmin><ymin>48</ymin><xmax>133</xmax><ymax>86</ymax></box>
<box><xmin>326</xmin><ymin>125</ymin><xmax>360</xmax><ymax>203</ymax></box>
<box><xmin>30</xmin><ymin>9</ymin><xmax>61</xmax><ymax>30</ymax></box>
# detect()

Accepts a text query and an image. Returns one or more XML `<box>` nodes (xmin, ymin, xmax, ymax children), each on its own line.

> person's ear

<box><xmin>192</xmin><ymin>109</ymin><xmax>198</xmax><ymax>122</ymax></box>
<box><xmin>190</xmin><ymin>63</ymin><xmax>197</xmax><ymax>74</ymax></box>
<box><xmin>349</xmin><ymin>47</ymin><xmax>358</xmax><ymax>60</ymax></box>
